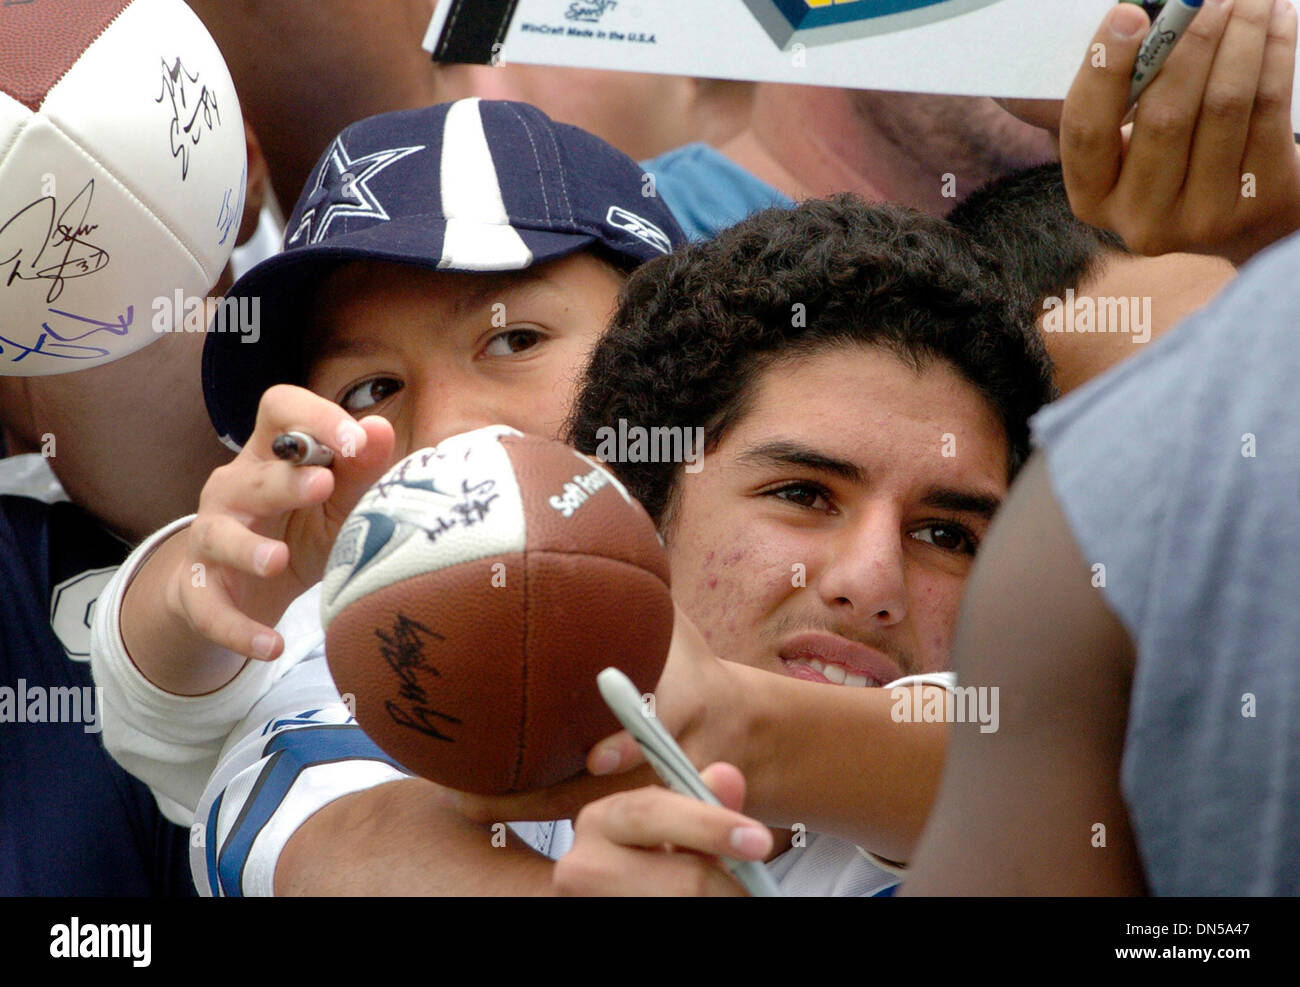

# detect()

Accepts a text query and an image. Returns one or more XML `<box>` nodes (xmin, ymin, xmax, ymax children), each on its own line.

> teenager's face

<box><xmin>306</xmin><ymin>253</ymin><xmax>623</xmax><ymax>459</ymax></box>
<box><xmin>664</xmin><ymin>344</ymin><xmax>1009</xmax><ymax>685</ymax></box>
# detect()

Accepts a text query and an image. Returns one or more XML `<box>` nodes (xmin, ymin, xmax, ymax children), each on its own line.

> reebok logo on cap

<box><xmin>606</xmin><ymin>206</ymin><xmax>672</xmax><ymax>255</ymax></box>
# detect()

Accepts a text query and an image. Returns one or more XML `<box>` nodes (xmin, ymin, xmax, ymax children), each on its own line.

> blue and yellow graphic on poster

<box><xmin>744</xmin><ymin>0</ymin><xmax>1006</xmax><ymax>48</ymax></box>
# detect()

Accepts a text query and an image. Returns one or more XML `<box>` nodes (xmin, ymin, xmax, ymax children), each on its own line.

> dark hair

<box><xmin>947</xmin><ymin>161</ymin><xmax>1130</xmax><ymax>312</ymax></box>
<box><xmin>567</xmin><ymin>194</ymin><xmax>1055</xmax><ymax>525</ymax></box>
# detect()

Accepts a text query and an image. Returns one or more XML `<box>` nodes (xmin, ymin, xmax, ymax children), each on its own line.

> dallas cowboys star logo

<box><xmin>286</xmin><ymin>137</ymin><xmax>425</xmax><ymax>246</ymax></box>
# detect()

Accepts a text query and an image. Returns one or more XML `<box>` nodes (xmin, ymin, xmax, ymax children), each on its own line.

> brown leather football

<box><xmin>321</xmin><ymin>426</ymin><xmax>673</xmax><ymax>794</ymax></box>
<box><xmin>0</xmin><ymin>0</ymin><xmax>130</xmax><ymax>111</ymax></box>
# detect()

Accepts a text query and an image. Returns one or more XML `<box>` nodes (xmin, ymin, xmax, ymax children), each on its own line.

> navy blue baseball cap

<box><xmin>202</xmin><ymin>98</ymin><xmax>686</xmax><ymax>449</ymax></box>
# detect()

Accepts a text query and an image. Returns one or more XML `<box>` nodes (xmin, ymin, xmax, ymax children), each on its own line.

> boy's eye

<box><xmin>340</xmin><ymin>376</ymin><xmax>402</xmax><ymax>413</ymax></box>
<box><xmin>482</xmin><ymin>329</ymin><xmax>545</xmax><ymax>357</ymax></box>
<box><xmin>767</xmin><ymin>483</ymin><xmax>834</xmax><ymax>512</ymax></box>
<box><xmin>910</xmin><ymin>523</ymin><xmax>977</xmax><ymax>556</ymax></box>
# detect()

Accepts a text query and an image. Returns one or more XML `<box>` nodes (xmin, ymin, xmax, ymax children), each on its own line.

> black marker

<box><xmin>272</xmin><ymin>431</ymin><xmax>335</xmax><ymax>467</ymax></box>
<box><xmin>1129</xmin><ymin>0</ymin><xmax>1203</xmax><ymax>106</ymax></box>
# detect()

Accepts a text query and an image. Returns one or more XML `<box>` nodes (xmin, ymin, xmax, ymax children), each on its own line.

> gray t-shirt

<box><xmin>1032</xmin><ymin>231</ymin><xmax>1300</xmax><ymax>896</ymax></box>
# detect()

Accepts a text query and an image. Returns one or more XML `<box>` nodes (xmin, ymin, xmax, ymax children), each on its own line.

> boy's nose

<box><xmin>814</xmin><ymin>508</ymin><xmax>908</xmax><ymax>630</ymax></box>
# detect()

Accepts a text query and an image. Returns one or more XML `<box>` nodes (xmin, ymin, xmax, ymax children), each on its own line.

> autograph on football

<box><xmin>0</xmin><ymin>178</ymin><xmax>110</xmax><ymax>304</ymax></box>
<box><xmin>157</xmin><ymin>55</ymin><xmax>222</xmax><ymax>181</ymax></box>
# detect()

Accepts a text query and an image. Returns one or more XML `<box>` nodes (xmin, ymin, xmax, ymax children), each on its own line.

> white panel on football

<box><xmin>40</xmin><ymin>0</ymin><xmax>245</xmax><ymax>281</ymax></box>
<box><xmin>0</xmin><ymin>116</ymin><xmax>206</xmax><ymax>377</ymax></box>
<box><xmin>321</xmin><ymin>426</ymin><xmax>530</xmax><ymax>623</ymax></box>
<box><xmin>572</xmin><ymin>447</ymin><xmax>639</xmax><ymax>509</ymax></box>
<box><xmin>0</xmin><ymin>91</ymin><xmax>32</xmax><ymax>166</ymax></box>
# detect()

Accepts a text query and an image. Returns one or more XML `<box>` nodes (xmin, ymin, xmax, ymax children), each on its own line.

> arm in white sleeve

<box><xmin>89</xmin><ymin>515</ymin><xmax>312</xmax><ymax>824</ymax></box>
<box><xmin>190</xmin><ymin>646</ymin><xmax>411</xmax><ymax>897</ymax></box>
<box><xmin>190</xmin><ymin>640</ymin><xmax>578</xmax><ymax>896</ymax></box>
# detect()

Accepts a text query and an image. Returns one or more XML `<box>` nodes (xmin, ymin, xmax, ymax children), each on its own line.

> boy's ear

<box><xmin>237</xmin><ymin>120</ymin><xmax>269</xmax><ymax>246</ymax></box>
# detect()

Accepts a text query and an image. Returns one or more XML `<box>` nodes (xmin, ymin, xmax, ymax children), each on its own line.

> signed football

<box><xmin>321</xmin><ymin>426</ymin><xmax>674</xmax><ymax>795</ymax></box>
<box><xmin>0</xmin><ymin>0</ymin><xmax>246</xmax><ymax>375</ymax></box>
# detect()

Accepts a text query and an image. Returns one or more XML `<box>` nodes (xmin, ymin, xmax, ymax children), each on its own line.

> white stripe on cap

<box><xmin>438</xmin><ymin>98</ymin><xmax>534</xmax><ymax>270</ymax></box>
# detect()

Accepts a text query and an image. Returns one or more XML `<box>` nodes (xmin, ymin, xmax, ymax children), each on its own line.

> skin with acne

<box><xmin>663</xmin><ymin>343</ymin><xmax>1010</xmax><ymax>687</ymax></box>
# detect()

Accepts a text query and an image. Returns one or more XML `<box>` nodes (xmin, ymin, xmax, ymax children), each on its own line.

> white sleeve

<box><xmin>90</xmin><ymin>521</ymin><xmax>412</xmax><ymax>896</ymax></box>
<box><xmin>89</xmin><ymin>515</ymin><xmax>314</xmax><ymax>825</ymax></box>
<box><xmin>885</xmin><ymin>671</ymin><xmax>958</xmax><ymax>691</ymax></box>
<box><xmin>191</xmin><ymin>645</ymin><xmax>409</xmax><ymax>897</ymax></box>
<box><xmin>191</xmin><ymin>642</ymin><xmax>573</xmax><ymax>896</ymax></box>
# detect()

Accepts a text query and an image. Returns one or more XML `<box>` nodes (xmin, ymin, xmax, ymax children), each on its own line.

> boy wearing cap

<box><xmin>90</xmin><ymin>97</ymin><xmax>692</xmax><ymax>880</ymax></box>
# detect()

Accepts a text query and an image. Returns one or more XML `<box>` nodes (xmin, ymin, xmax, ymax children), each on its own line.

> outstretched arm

<box><xmin>275</xmin><ymin>780</ymin><xmax>556</xmax><ymax>896</ymax></box>
<box><xmin>441</xmin><ymin>610</ymin><xmax>948</xmax><ymax>864</ymax></box>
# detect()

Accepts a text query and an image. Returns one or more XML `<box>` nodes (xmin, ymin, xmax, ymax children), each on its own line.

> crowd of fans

<box><xmin>3</xmin><ymin>0</ymin><xmax>1297</xmax><ymax>897</ymax></box>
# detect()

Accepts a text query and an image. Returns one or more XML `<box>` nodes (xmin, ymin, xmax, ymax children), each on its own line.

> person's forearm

<box><xmin>737</xmin><ymin>667</ymin><xmax>947</xmax><ymax>862</ymax></box>
<box><xmin>275</xmin><ymin>780</ymin><xmax>555</xmax><ymax>895</ymax></box>
<box><xmin>122</xmin><ymin>528</ymin><xmax>248</xmax><ymax>696</ymax></box>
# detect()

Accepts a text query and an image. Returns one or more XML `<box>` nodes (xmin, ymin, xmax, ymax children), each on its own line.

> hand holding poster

<box><xmin>424</xmin><ymin>0</ymin><xmax>1300</xmax><ymax>128</ymax></box>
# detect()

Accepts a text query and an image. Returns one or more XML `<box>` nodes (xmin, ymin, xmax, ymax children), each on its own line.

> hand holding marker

<box><xmin>272</xmin><ymin>431</ymin><xmax>335</xmax><ymax>467</ymax></box>
<box><xmin>1128</xmin><ymin>0</ymin><xmax>1204</xmax><ymax>105</ymax></box>
<box><xmin>598</xmin><ymin>667</ymin><xmax>783</xmax><ymax>897</ymax></box>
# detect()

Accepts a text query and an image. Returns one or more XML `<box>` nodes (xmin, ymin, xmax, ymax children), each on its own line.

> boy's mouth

<box><xmin>777</xmin><ymin>631</ymin><xmax>904</xmax><ymax>688</ymax></box>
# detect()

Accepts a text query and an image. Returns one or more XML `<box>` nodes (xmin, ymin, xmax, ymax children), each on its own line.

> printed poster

<box><xmin>425</xmin><ymin>0</ymin><xmax>1300</xmax><ymax>125</ymax></box>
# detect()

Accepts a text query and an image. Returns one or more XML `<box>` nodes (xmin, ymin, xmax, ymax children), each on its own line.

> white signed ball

<box><xmin>0</xmin><ymin>0</ymin><xmax>246</xmax><ymax>376</ymax></box>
